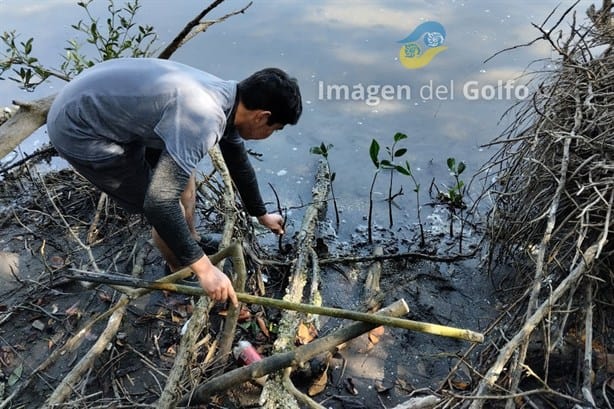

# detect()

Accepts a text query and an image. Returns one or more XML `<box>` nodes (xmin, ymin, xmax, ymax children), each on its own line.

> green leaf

<box><xmin>90</xmin><ymin>22</ymin><xmax>98</xmax><ymax>39</ymax></box>
<box><xmin>319</xmin><ymin>142</ymin><xmax>329</xmax><ymax>158</ymax></box>
<box><xmin>447</xmin><ymin>157</ymin><xmax>455</xmax><ymax>172</ymax></box>
<box><xmin>238</xmin><ymin>322</ymin><xmax>251</xmax><ymax>331</ymax></box>
<box><xmin>23</xmin><ymin>68</ymin><xmax>32</xmax><ymax>84</ymax></box>
<box><xmin>393</xmin><ymin>132</ymin><xmax>408</xmax><ymax>142</ymax></box>
<box><xmin>330</xmin><ymin>172</ymin><xmax>336</xmax><ymax>182</ymax></box>
<box><xmin>369</xmin><ymin>139</ymin><xmax>380</xmax><ymax>168</ymax></box>
<box><xmin>394</xmin><ymin>148</ymin><xmax>407</xmax><ymax>157</ymax></box>
<box><xmin>457</xmin><ymin>161</ymin><xmax>466</xmax><ymax>175</ymax></box>
<box><xmin>394</xmin><ymin>165</ymin><xmax>410</xmax><ymax>176</ymax></box>
<box><xmin>380</xmin><ymin>159</ymin><xmax>393</xmax><ymax>168</ymax></box>
<box><xmin>310</xmin><ymin>146</ymin><xmax>322</xmax><ymax>155</ymax></box>
<box><xmin>404</xmin><ymin>160</ymin><xmax>412</xmax><ymax>175</ymax></box>
<box><xmin>23</xmin><ymin>38</ymin><xmax>33</xmax><ymax>55</ymax></box>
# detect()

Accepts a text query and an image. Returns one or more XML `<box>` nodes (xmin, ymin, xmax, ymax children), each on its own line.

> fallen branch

<box><xmin>42</xmin><ymin>243</ymin><xmax>148</xmax><ymax>407</ymax></box>
<box><xmin>207</xmin><ymin>146</ymin><xmax>242</xmax><ymax>364</ymax></box>
<box><xmin>0</xmin><ymin>145</ymin><xmax>55</xmax><ymax>175</ymax></box>
<box><xmin>42</xmin><ymin>298</ymin><xmax>128</xmax><ymax>407</ymax></box>
<box><xmin>582</xmin><ymin>281</ymin><xmax>596</xmax><ymax>407</ymax></box>
<box><xmin>70</xmin><ymin>270</ymin><xmax>485</xmax><ymax>343</ymax></box>
<box><xmin>390</xmin><ymin>395</ymin><xmax>442</xmax><ymax>409</ymax></box>
<box><xmin>178</xmin><ymin>299</ymin><xmax>410</xmax><ymax>407</ymax></box>
<box><xmin>0</xmin><ymin>95</ymin><xmax>56</xmax><ymax>161</ymax></box>
<box><xmin>156</xmin><ymin>292</ymin><xmax>210</xmax><ymax>408</ymax></box>
<box><xmin>363</xmin><ymin>246</ymin><xmax>384</xmax><ymax>311</ymax></box>
<box><xmin>86</xmin><ymin>193</ymin><xmax>108</xmax><ymax>245</ymax></box>
<box><xmin>260</xmin><ymin>159</ymin><xmax>331</xmax><ymax>409</ymax></box>
<box><xmin>156</xmin><ymin>238</ymin><xmax>241</xmax><ymax>408</ymax></box>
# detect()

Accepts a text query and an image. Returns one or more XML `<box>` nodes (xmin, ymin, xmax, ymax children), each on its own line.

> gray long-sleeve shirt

<box><xmin>48</xmin><ymin>58</ymin><xmax>266</xmax><ymax>266</ymax></box>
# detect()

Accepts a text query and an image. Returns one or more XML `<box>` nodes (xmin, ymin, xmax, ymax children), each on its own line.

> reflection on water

<box><xmin>0</xmin><ymin>0</ymin><xmax>592</xmax><ymax>235</ymax></box>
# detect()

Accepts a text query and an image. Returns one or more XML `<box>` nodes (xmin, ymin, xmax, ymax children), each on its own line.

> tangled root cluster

<box><xmin>489</xmin><ymin>6</ymin><xmax>614</xmax><ymax>278</ymax></box>
<box><xmin>456</xmin><ymin>2</ymin><xmax>614</xmax><ymax>408</ymax></box>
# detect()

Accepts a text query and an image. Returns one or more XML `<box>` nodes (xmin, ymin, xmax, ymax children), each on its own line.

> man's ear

<box><xmin>256</xmin><ymin>110</ymin><xmax>272</xmax><ymax>124</ymax></box>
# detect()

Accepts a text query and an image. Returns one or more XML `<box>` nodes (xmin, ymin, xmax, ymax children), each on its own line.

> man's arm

<box><xmin>218</xmin><ymin>133</ymin><xmax>284</xmax><ymax>234</ymax></box>
<box><xmin>143</xmin><ymin>151</ymin><xmax>203</xmax><ymax>266</ymax></box>
<box><xmin>218</xmin><ymin>132</ymin><xmax>266</xmax><ymax>216</ymax></box>
<box><xmin>143</xmin><ymin>151</ymin><xmax>237</xmax><ymax>306</ymax></box>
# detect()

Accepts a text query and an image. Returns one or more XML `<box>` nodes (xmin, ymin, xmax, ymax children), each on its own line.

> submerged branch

<box><xmin>319</xmin><ymin>246</ymin><xmax>479</xmax><ymax>265</ymax></box>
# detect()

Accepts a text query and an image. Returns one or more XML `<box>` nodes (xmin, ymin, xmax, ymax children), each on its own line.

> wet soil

<box><xmin>0</xmin><ymin>162</ymin><xmax>498</xmax><ymax>408</ymax></box>
<box><xmin>305</xmin><ymin>214</ymin><xmax>496</xmax><ymax>408</ymax></box>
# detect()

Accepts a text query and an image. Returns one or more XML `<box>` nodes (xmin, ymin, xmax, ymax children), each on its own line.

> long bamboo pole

<box><xmin>71</xmin><ymin>270</ymin><xmax>484</xmax><ymax>343</ymax></box>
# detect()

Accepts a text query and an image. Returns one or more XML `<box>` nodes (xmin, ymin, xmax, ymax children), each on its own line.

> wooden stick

<box><xmin>70</xmin><ymin>270</ymin><xmax>484</xmax><ymax>343</ymax></box>
<box><xmin>178</xmin><ymin>299</ymin><xmax>409</xmax><ymax>407</ymax></box>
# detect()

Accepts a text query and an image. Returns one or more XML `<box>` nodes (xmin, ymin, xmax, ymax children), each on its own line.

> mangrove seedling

<box><xmin>310</xmin><ymin>142</ymin><xmax>339</xmax><ymax>227</ymax></box>
<box><xmin>367</xmin><ymin>133</ymin><xmax>413</xmax><ymax>243</ymax></box>
<box><xmin>437</xmin><ymin>157</ymin><xmax>467</xmax><ymax>243</ymax></box>
<box><xmin>385</xmin><ymin>132</ymin><xmax>409</xmax><ymax>228</ymax></box>
<box><xmin>368</xmin><ymin>139</ymin><xmax>381</xmax><ymax>244</ymax></box>
<box><xmin>396</xmin><ymin>160</ymin><xmax>426</xmax><ymax>247</ymax></box>
<box><xmin>446</xmin><ymin>157</ymin><xmax>466</xmax><ymax>209</ymax></box>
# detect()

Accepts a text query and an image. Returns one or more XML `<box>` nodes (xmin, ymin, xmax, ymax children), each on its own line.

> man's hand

<box><xmin>257</xmin><ymin>213</ymin><xmax>284</xmax><ymax>235</ymax></box>
<box><xmin>191</xmin><ymin>255</ymin><xmax>238</xmax><ymax>307</ymax></box>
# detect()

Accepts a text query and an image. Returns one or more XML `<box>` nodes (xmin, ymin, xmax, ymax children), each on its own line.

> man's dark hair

<box><xmin>238</xmin><ymin>68</ymin><xmax>302</xmax><ymax>126</ymax></box>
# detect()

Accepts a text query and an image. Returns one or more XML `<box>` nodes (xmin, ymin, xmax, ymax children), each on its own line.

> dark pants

<box><xmin>55</xmin><ymin>143</ymin><xmax>161</xmax><ymax>214</ymax></box>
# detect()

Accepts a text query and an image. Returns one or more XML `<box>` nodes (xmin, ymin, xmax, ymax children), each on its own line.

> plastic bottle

<box><xmin>233</xmin><ymin>340</ymin><xmax>268</xmax><ymax>385</ymax></box>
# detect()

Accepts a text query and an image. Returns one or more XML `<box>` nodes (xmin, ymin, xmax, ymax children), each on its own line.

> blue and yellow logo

<box><xmin>398</xmin><ymin>21</ymin><xmax>447</xmax><ymax>69</ymax></box>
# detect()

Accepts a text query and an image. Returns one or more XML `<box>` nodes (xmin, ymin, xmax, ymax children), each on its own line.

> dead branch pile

<box><xmin>452</xmin><ymin>2</ymin><xmax>614</xmax><ymax>408</ymax></box>
<box><xmin>0</xmin><ymin>150</ymin><xmax>276</xmax><ymax>408</ymax></box>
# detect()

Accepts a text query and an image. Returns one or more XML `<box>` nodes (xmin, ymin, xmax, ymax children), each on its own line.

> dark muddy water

<box><xmin>0</xmin><ymin>0</ymin><xmax>593</xmax><ymax>239</ymax></box>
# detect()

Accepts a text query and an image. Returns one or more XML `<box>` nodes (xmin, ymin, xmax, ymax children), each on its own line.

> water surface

<box><xmin>0</xmin><ymin>0</ymin><xmax>591</xmax><ymax>237</ymax></box>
